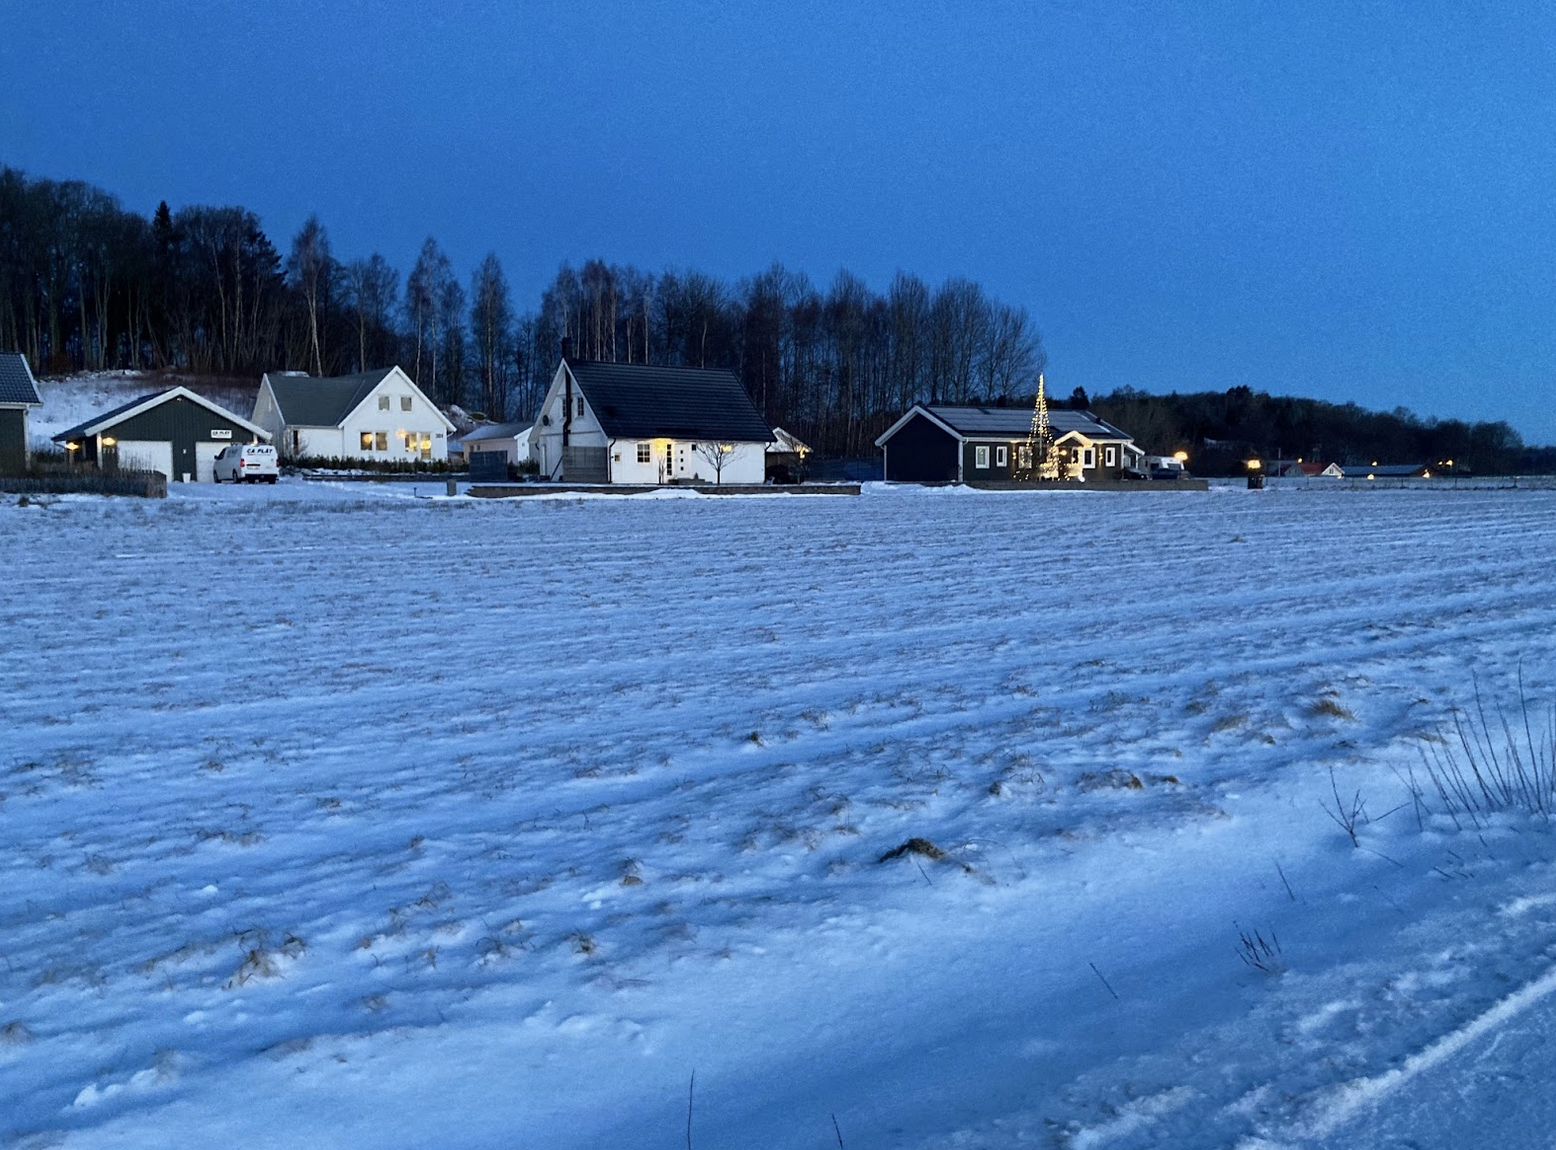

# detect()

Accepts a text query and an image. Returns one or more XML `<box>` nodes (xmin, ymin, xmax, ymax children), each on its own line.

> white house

<box><xmin>529</xmin><ymin>355</ymin><xmax>773</xmax><ymax>484</ymax></box>
<box><xmin>253</xmin><ymin>366</ymin><xmax>454</xmax><ymax>462</ymax></box>
<box><xmin>0</xmin><ymin>352</ymin><xmax>43</xmax><ymax>474</ymax></box>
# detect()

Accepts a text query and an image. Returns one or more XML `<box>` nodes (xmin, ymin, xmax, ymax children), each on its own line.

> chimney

<box><xmin>561</xmin><ymin>336</ymin><xmax>574</xmax><ymax>361</ymax></box>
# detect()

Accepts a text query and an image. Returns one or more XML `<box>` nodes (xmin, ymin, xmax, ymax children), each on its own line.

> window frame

<box><xmin>1105</xmin><ymin>445</ymin><xmax>1117</xmax><ymax>467</ymax></box>
<box><xmin>360</xmin><ymin>431</ymin><xmax>374</xmax><ymax>451</ymax></box>
<box><xmin>401</xmin><ymin>396</ymin><xmax>413</xmax><ymax>412</ymax></box>
<box><xmin>374</xmin><ymin>431</ymin><xmax>388</xmax><ymax>451</ymax></box>
<box><xmin>377</xmin><ymin>395</ymin><xmax>390</xmax><ymax>411</ymax></box>
<box><xmin>995</xmin><ymin>445</ymin><xmax>1008</xmax><ymax>468</ymax></box>
<box><xmin>636</xmin><ymin>442</ymin><xmax>652</xmax><ymax>463</ymax></box>
<box><xmin>975</xmin><ymin>445</ymin><xmax>990</xmax><ymax>469</ymax></box>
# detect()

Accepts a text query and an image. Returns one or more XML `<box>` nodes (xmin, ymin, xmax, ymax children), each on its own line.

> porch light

<box><xmin>1172</xmin><ymin>451</ymin><xmax>1188</xmax><ymax>463</ymax></box>
<box><xmin>1245</xmin><ymin>458</ymin><xmax>1262</xmax><ymax>471</ymax></box>
<box><xmin>102</xmin><ymin>436</ymin><xmax>117</xmax><ymax>446</ymax></box>
<box><xmin>65</xmin><ymin>442</ymin><xmax>79</xmax><ymax>452</ymax></box>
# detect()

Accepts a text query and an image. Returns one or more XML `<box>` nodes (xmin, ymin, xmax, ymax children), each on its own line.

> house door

<box><xmin>664</xmin><ymin>441</ymin><xmax>674</xmax><ymax>479</ymax></box>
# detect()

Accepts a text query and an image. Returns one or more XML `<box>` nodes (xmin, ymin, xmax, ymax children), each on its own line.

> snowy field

<box><xmin>5</xmin><ymin>482</ymin><xmax>1556</xmax><ymax>1149</ymax></box>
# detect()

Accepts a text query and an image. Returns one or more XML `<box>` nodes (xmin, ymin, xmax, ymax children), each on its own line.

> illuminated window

<box><xmin>975</xmin><ymin>446</ymin><xmax>990</xmax><ymax>469</ymax></box>
<box><xmin>401</xmin><ymin>396</ymin><xmax>412</xmax><ymax>412</ymax></box>
<box><xmin>360</xmin><ymin>432</ymin><xmax>374</xmax><ymax>450</ymax></box>
<box><xmin>995</xmin><ymin>446</ymin><xmax>1008</xmax><ymax>468</ymax></box>
<box><xmin>1017</xmin><ymin>444</ymin><xmax>1032</xmax><ymax>469</ymax></box>
<box><xmin>378</xmin><ymin>395</ymin><xmax>390</xmax><ymax>411</ymax></box>
<box><xmin>637</xmin><ymin>443</ymin><xmax>652</xmax><ymax>463</ymax></box>
<box><xmin>375</xmin><ymin>431</ymin><xmax>388</xmax><ymax>451</ymax></box>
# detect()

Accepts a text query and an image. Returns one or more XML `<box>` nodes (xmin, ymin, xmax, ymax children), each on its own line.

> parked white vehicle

<box><xmin>212</xmin><ymin>443</ymin><xmax>279</xmax><ymax>484</ymax></box>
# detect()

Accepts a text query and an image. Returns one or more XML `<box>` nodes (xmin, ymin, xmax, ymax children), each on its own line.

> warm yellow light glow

<box><xmin>1423</xmin><ymin>470</ymin><xmax>1432</xmax><ymax>478</ymax></box>
<box><xmin>1245</xmin><ymin>458</ymin><xmax>1262</xmax><ymax>471</ymax></box>
<box><xmin>1445</xmin><ymin>459</ymin><xmax>1454</xmax><ymax>466</ymax></box>
<box><xmin>1368</xmin><ymin>474</ymin><xmax>1376</xmax><ymax>480</ymax></box>
<box><xmin>1372</xmin><ymin>460</ymin><xmax>1379</xmax><ymax>466</ymax></box>
<box><xmin>65</xmin><ymin>442</ymin><xmax>79</xmax><ymax>452</ymax></box>
<box><xmin>1173</xmin><ymin>451</ymin><xmax>1188</xmax><ymax>463</ymax></box>
<box><xmin>102</xmin><ymin>436</ymin><xmax>116</xmax><ymax>446</ymax></box>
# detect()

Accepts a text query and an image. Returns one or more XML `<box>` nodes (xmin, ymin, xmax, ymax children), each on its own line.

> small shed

<box><xmin>459</xmin><ymin>422</ymin><xmax>532</xmax><ymax>465</ymax></box>
<box><xmin>766</xmin><ymin>427</ymin><xmax>811</xmax><ymax>482</ymax></box>
<box><xmin>0</xmin><ymin>352</ymin><xmax>43</xmax><ymax>475</ymax></box>
<box><xmin>52</xmin><ymin>387</ymin><xmax>271</xmax><ymax>481</ymax></box>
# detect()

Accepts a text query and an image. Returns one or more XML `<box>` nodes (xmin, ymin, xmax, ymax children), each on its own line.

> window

<box><xmin>975</xmin><ymin>445</ymin><xmax>990</xmax><ymax>469</ymax></box>
<box><xmin>375</xmin><ymin>431</ymin><xmax>388</xmax><ymax>451</ymax></box>
<box><xmin>360</xmin><ymin>431</ymin><xmax>374</xmax><ymax>451</ymax></box>
<box><xmin>576</xmin><ymin>396</ymin><xmax>585</xmax><ymax>417</ymax></box>
<box><xmin>1082</xmin><ymin>447</ymin><xmax>1095</xmax><ymax>469</ymax></box>
<box><xmin>1017</xmin><ymin>444</ymin><xmax>1032</xmax><ymax>469</ymax></box>
<box><xmin>1105</xmin><ymin>446</ymin><xmax>1116</xmax><ymax>467</ymax></box>
<box><xmin>637</xmin><ymin>443</ymin><xmax>652</xmax><ymax>463</ymax></box>
<box><xmin>401</xmin><ymin>396</ymin><xmax>413</xmax><ymax>412</ymax></box>
<box><xmin>377</xmin><ymin>395</ymin><xmax>390</xmax><ymax>411</ymax></box>
<box><xmin>996</xmin><ymin>445</ymin><xmax>1008</xmax><ymax>468</ymax></box>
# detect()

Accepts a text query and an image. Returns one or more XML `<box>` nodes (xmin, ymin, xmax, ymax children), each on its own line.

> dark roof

<box><xmin>54</xmin><ymin>390</ymin><xmax>168</xmax><ymax>441</ymax></box>
<box><xmin>0</xmin><ymin>353</ymin><xmax>42</xmax><ymax>406</ymax></box>
<box><xmin>922</xmin><ymin>404</ymin><xmax>1134</xmax><ymax>441</ymax></box>
<box><xmin>1361</xmin><ymin>463</ymin><xmax>1429</xmax><ymax>477</ymax></box>
<box><xmin>565</xmin><ymin>360</ymin><xmax>772</xmax><ymax>442</ymax></box>
<box><xmin>53</xmin><ymin>386</ymin><xmax>269</xmax><ymax>442</ymax></box>
<box><xmin>264</xmin><ymin>369</ymin><xmax>395</xmax><ymax>426</ymax></box>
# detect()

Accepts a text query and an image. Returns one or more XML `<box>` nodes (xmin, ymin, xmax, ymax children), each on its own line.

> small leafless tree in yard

<box><xmin>692</xmin><ymin>441</ymin><xmax>737</xmax><ymax>484</ymax></box>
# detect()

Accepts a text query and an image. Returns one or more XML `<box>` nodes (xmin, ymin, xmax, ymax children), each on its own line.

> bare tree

<box><xmin>692</xmin><ymin>440</ymin><xmax>739</xmax><ymax>484</ymax></box>
<box><xmin>287</xmin><ymin>214</ymin><xmax>332</xmax><ymax>375</ymax></box>
<box><xmin>470</xmin><ymin>253</ymin><xmax>512</xmax><ymax>417</ymax></box>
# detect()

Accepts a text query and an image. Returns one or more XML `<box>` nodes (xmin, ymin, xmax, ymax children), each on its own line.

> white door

<box><xmin>117</xmin><ymin>440</ymin><xmax>174</xmax><ymax>479</ymax></box>
<box><xmin>195</xmin><ymin>442</ymin><xmax>224</xmax><ymax>483</ymax></box>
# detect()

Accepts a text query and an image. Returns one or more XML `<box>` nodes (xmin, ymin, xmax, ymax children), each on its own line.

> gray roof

<box><xmin>923</xmin><ymin>404</ymin><xmax>1134</xmax><ymax>441</ymax></box>
<box><xmin>264</xmin><ymin>368</ymin><xmax>395</xmax><ymax>427</ymax></box>
<box><xmin>565</xmin><ymin>360</ymin><xmax>773</xmax><ymax>443</ymax></box>
<box><xmin>461</xmin><ymin>421</ymin><xmax>531</xmax><ymax>442</ymax></box>
<box><xmin>0</xmin><ymin>353</ymin><xmax>42</xmax><ymax>406</ymax></box>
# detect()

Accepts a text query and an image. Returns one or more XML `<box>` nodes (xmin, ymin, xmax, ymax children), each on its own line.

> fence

<box><xmin>0</xmin><ymin>469</ymin><xmax>168</xmax><ymax>498</ymax></box>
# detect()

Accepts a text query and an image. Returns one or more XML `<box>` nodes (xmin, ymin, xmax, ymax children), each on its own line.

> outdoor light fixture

<box><xmin>1172</xmin><ymin>451</ymin><xmax>1188</xmax><ymax>463</ymax></box>
<box><xmin>1245</xmin><ymin>458</ymin><xmax>1262</xmax><ymax>471</ymax></box>
<box><xmin>102</xmin><ymin>437</ymin><xmax>116</xmax><ymax>446</ymax></box>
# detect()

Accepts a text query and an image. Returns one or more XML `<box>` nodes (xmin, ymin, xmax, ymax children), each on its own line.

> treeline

<box><xmin>0</xmin><ymin>165</ymin><xmax>1045</xmax><ymax>456</ymax></box>
<box><xmin>1090</xmin><ymin>385</ymin><xmax>1529</xmax><ymax>475</ymax></box>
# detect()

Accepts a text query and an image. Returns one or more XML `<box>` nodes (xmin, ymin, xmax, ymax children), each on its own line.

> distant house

<box><xmin>530</xmin><ymin>355</ymin><xmax>773</xmax><ymax>484</ymax></box>
<box><xmin>0</xmin><ymin>352</ymin><xmax>43</xmax><ymax>475</ymax></box>
<box><xmin>52</xmin><ymin>387</ymin><xmax>270</xmax><ymax>481</ymax></box>
<box><xmin>457</xmin><ymin>421</ymin><xmax>531</xmax><ymax>465</ymax></box>
<box><xmin>1359</xmin><ymin>463</ymin><xmax>1433</xmax><ymax>479</ymax></box>
<box><xmin>874</xmin><ymin>404</ymin><xmax>1143</xmax><ymax>483</ymax></box>
<box><xmin>253</xmin><ymin>366</ymin><xmax>454</xmax><ymax>462</ymax></box>
<box><xmin>1272</xmin><ymin>460</ymin><xmax>1344</xmax><ymax>478</ymax></box>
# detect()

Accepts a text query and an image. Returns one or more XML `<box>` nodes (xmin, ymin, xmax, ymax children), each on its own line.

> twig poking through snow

<box><xmin>1089</xmin><ymin>961</ymin><xmax>1121</xmax><ymax>1002</ymax></box>
<box><xmin>832</xmin><ymin>1112</ymin><xmax>846</xmax><ymax>1148</ymax></box>
<box><xmin>686</xmin><ymin>1069</ymin><xmax>695</xmax><ymax>1150</ymax></box>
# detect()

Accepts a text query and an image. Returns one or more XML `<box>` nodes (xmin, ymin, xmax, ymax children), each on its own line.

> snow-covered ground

<box><xmin>5</xmin><ymin>482</ymin><xmax>1556</xmax><ymax>1148</ymax></box>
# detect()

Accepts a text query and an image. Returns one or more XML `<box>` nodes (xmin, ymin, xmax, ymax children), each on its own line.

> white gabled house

<box><xmin>253</xmin><ymin>366</ymin><xmax>455</xmax><ymax>462</ymax></box>
<box><xmin>529</xmin><ymin>355</ymin><xmax>773</xmax><ymax>484</ymax></box>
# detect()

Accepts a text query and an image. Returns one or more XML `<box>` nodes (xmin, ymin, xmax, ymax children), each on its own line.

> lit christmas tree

<box><xmin>1022</xmin><ymin>373</ymin><xmax>1061</xmax><ymax>480</ymax></box>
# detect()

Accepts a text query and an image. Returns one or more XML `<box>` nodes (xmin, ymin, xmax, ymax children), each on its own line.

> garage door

<box><xmin>195</xmin><ymin>442</ymin><xmax>224</xmax><ymax>483</ymax></box>
<box><xmin>116</xmin><ymin>440</ymin><xmax>174</xmax><ymax>479</ymax></box>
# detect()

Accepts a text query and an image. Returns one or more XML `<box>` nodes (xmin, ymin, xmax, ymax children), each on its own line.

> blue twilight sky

<box><xmin>5</xmin><ymin>1</ymin><xmax>1556</xmax><ymax>442</ymax></box>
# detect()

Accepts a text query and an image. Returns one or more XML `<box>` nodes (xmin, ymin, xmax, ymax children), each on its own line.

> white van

<box><xmin>213</xmin><ymin>443</ymin><xmax>279</xmax><ymax>484</ymax></box>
